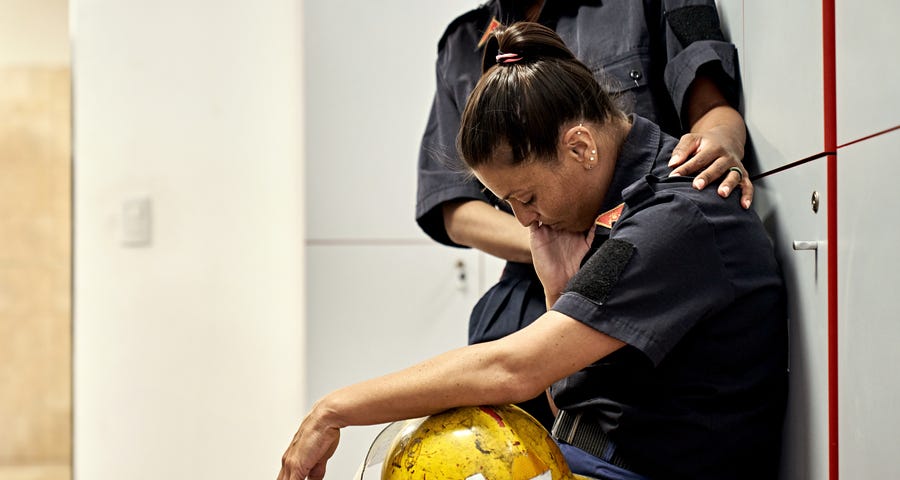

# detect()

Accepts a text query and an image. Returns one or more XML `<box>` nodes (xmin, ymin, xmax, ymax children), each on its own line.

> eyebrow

<box><xmin>481</xmin><ymin>186</ymin><xmax>510</xmax><ymax>202</ymax></box>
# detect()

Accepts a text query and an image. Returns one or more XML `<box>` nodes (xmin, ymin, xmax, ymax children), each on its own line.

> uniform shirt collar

<box><xmin>597</xmin><ymin>114</ymin><xmax>667</xmax><ymax>215</ymax></box>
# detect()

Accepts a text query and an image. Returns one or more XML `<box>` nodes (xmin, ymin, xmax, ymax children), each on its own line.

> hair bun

<box><xmin>481</xmin><ymin>22</ymin><xmax>576</xmax><ymax>73</ymax></box>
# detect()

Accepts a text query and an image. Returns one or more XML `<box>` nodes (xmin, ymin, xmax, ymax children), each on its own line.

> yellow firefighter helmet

<box><xmin>380</xmin><ymin>404</ymin><xmax>576</xmax><ymax>480</ymax></box>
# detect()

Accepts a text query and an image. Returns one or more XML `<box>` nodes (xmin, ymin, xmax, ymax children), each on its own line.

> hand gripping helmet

<box><xmin>378</xmin><ymin>405</ymin><xmax>576</xmax><ymax>480</ymax></box>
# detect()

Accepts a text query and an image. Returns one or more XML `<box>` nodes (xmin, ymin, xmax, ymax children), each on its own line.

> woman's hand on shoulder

<box><xmin>668</xmin><ymin>124</ymin><xmax>753</xmax><ymax>209</ymax></box>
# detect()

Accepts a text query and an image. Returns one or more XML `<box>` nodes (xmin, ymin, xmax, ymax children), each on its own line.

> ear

<box><xmin>562</xmin><ymin>125</ymin><xmax>598</xmax><ymax>170</ymax></box>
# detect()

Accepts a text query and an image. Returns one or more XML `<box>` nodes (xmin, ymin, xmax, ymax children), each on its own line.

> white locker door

<box><xmin>303</xmin><ymin>3</ymin><xmax>506</xmax><ymax>477</ymax></box>
<box><xmin>837</xmin><ymin>131</ymin><xmax>900</xmax><ymax>479</ymax></box>
<box><xmin>835</xmin><ymin>0</ymin><xmax>900</xmax><ymax>146</ymax></box>
<box><xmin>742</xmin><ymin>1</ymin><xmax>826</xmax><ymax>173</ymax></box>
<box><xmin>304</xmin><ymin>0</ymin><xmax>481</xmax><ymax>241</ymax></box>
<box><xmin>306</xmin><ymin>244</ymin><xmax>484</xmax><ymax>479</ymax></box>
<box><xmin>754</xmin><ymin>157</ymin><xmax>830</xmax><ymax>480</ymax></box>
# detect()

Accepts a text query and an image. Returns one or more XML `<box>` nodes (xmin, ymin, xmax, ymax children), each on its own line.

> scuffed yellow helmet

<box><xmin>381</xmin><ymin>405</ymin><xmax>576</xmax><ymax>480</ymax></box>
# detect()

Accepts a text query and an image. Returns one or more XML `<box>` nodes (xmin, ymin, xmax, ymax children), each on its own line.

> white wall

<box><xmin>72</xmin><ymin>1</ymin><xmax>305</xmax><ymax>479</ymax></box>
<box><xmin>303</xmin><ymin>1</ymin><xmax>505</xmax><ymax>478</ymax></box>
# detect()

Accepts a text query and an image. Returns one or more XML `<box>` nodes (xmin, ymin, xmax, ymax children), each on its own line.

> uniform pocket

<box><xmin>586</xmin><ymin>49</ymin><xmax>655</xmax><ymax>120</ymax></box>
<box><xmin>591</xmin><ymin>50</ymin><xmax>650</xmax><ymax>94</ymax></box>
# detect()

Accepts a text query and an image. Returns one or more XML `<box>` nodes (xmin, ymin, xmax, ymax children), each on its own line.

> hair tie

<box><xmin>495</xmin><ymin>52</ymin><xmax>522</xmax><ymax>64</ymax></box>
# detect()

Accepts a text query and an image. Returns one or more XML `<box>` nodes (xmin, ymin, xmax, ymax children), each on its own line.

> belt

<box><xmin>551</xmin><ymin>410</ymin><xmax>632</xmax><ymax>470</ymax></box>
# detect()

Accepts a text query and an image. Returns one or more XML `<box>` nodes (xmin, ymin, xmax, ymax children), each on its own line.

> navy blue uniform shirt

<box><xmin>551</xmin><ymin>115</ymin><xmax>788</xmax><ymax>480</ymax></box>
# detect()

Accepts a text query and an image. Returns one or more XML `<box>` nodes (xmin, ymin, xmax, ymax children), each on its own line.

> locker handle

<box><xmin>792</xmin><ymin>241</ymin><xmax>818</xmax><ymax>251</ymax></box>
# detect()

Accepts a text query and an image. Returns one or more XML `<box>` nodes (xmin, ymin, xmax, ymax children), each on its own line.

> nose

<box><xmin>509</xmin><ymin>201</ymin><xmax>539</xmax><ymax>228</ymax></box>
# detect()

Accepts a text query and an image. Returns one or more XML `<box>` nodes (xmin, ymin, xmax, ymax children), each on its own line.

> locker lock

<box><xmin>811</xmin><ymin>191</ymin><xmax>819</xmax><ymax>213</ymax></box>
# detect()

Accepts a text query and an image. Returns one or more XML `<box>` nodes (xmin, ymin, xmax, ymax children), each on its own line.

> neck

<box><xmin>587</xmin><ymin>114</ymin><xmax>632</xmax><ymax>223</ymax></box>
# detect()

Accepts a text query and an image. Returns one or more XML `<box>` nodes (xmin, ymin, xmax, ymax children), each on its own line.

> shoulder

<box><xmin>620</xmin><ymin>175</ymin><xmax>731</xmax><ymax>231</ymax></box>
<box><xmin>617</xmin><ymin>176</ymin><xmax>715</xmax><ymax>248</ymax></box>
<box><xmin>437</xmin><ymin>4</ymin><xmax>492</xmax><ymax>53</ymax></box>
<box><xmin>614</xmin><ymin>174</ymin><xmax>768</xmax><ymax>270</ymax></box>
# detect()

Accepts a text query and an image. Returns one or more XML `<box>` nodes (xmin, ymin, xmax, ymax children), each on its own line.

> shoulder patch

<box><xmin>595</xmin><ymin>203</ymin><xmax>625</xmax><ymax>229</ymax></box>
<box><xmin>565</xmin><ymin>239</ymin><xmax>635</xmax><ymax>304</ymax></box>
<box><xmin>665</xmin><ymin>5</ymin><xmax>725</xmax><ymax>46</ymax></box>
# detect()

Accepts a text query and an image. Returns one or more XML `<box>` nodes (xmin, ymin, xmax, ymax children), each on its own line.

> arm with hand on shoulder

<box><xmin>668</xmin><ymin>74</ymin><xmax>753</xmax><ymax>209</ymax></box>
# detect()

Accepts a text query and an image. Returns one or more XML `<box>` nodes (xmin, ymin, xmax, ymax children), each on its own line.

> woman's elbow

<box><xmin>487</xmin><ymin>357</ymin><xmax>553</xmax><ymax>405</ymax></box>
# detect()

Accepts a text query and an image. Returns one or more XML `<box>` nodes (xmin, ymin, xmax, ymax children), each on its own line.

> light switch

<box><xmin>121</xmin><ymin>196</ymin><xmax>152</xmax><ymax>247</ymax></box>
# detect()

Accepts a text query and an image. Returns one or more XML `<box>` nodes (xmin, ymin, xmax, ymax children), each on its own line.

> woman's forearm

<box><xmin>279</xmin><ymin>313</ymin><xmax>626</xmax><ymax>478</ymax></box>
<box><xmin>443</xmin><ymin>200</ymin><xmax>533</xmax><ymax>263</ymax></box>
<box><xmin>315</xmin><ymin>342</ymin><xmax>541</xmax><ymax>430</ymax></box>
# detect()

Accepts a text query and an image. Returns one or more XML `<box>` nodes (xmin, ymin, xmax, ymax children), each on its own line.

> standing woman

<box><xmin>280</xmin><ymin>22</ymin><xmax>786</xmax><ymax>480</ymax></box>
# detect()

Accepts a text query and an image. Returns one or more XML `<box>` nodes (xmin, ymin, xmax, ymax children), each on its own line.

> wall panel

<box><xmin>304</xmin><ymin>0</ymin><xmax>482</xmax><ymax>241</ymax></box>
<box><xmin>742</xmin><ymin>1</ymin><xmax>825</xmax><ymax>172</ymax></box>
<box><xmin>0</xmin><ymin>67</ymin><xmax>71</xmax><ymax>480</ymax></box>
<box><xmin>835</xmin><ymin>1</ymin><xmax>900</xmax><ymax>145</ymax></box>
<box><xmin>755</xmin><ymin>157</ymin><xmax>830</xmax><ymax>480</ymax></box>
<box><xmin>306</xmin><ymin>244</ymin><xmax>482</xmax><ymax>478</ymax></box>
<box><xmin>837</xmin><ymin>131</ymin><xmax>900</xmax><ymax>479</ymax></box>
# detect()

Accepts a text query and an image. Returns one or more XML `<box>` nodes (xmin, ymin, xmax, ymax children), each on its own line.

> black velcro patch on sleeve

<box><xmin>565</xmin><ymin>238</ymin><xmax>635</xmax><ymax>304</ymax></box>
<box><xmin>666</xmin><ymin>5</ymin><xmax>725</xmax><ymax>46</ymax></box>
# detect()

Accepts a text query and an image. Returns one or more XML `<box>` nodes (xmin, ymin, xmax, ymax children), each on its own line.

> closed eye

<box><xmin>505</xmin><ymin>197</ymin><xmax>532</xmax><ymax>207</ymax></box>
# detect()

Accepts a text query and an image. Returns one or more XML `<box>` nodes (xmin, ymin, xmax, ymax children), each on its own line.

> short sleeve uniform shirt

<box><xmin>551</xmin><ymin>116</ymin><xmax>788</xmax><ymax>480</ymax></box>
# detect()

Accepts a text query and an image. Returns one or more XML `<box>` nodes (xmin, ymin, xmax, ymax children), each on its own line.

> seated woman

<box><xmin>279</xmin><ymin>22</ymin><xmax>787</xmax><ymax>480</ymax></box>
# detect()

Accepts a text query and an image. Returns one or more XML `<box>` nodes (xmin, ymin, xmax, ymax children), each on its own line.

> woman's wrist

<box><xmin>309</xmin><ymin>393</ymin><xmax>347</xmax><ymax>431</ymax></box>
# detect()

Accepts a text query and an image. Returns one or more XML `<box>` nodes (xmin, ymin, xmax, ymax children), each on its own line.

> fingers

<box><xmin>668</xmin><ymin>133</ymin><xmax>701</xmax><ymax>169</ymax></box>
<box><xmin>669</xmin><ymin>137</ymin><xmax>724</xmax><ymax>187</ymax></box>
<box><xmin>278</xmin><ymin>453</ymin><xmax>305</xmax><ymax>480</ymax></box>
<box><xmin>669</xmin><ymin>147</ymin><xmax>756</xmax><ymax>209</ymax></box>
<box><xmin>716</xmin><ymin>167</ymin><xmax>743</xmax><ymax>198</ymax></box>
<box><xmin>676</xmin><ymin>149</ymin><xmax>730</xmax><ymax>191</ymax></box>
<box><xmin>309</xmin><ymin>462</ymin><xmax>327</xmax><ymax>480</ymax></box>
<box><xmin>739</xmin><ymin>177</ymin><xmax>754</xmax><ymax>209</ymax></box>
<box><xmin>715</xmin><ymin>167</ymin><xmax>754</xmax><ymax>208</ymax></box>
<box><xmin>667</xmin><ymin>130</ymin><xmax>754</xmax><ymax>208</ymax></box>
<box><xmin>278</xmin><ymin>452</ymin><xmax>289</xmax><ymax>480</ymax></box>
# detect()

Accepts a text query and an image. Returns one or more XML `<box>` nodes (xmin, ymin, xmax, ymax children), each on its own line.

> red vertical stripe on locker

<box><xmin>822</xmin><ymin>0</ymin><xmax>838</xmax><ymax>479</ymax></box>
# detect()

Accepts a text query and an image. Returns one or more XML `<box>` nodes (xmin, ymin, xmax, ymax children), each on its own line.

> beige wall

<box><xmin>0</xmin><ymin>0</ymin><xmax>69</xmax><ymax>67</ymax></box>
<box><xmin>0</xmin><ymin>1</ymin><xmax>71</xmax><ymax>480</ymax></box>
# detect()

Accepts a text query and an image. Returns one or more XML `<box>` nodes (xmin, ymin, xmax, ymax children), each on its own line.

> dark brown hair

<box><xmin>457</xmin><ymin>22</ymin><xmax>619</xmax><ymax>169</ymax></box>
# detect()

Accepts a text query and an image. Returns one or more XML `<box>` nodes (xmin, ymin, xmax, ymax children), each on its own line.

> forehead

<box><xmin>472</xmin><ymin>146</ymin><xmax>555</xmax><ymax>200</ymax></box>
